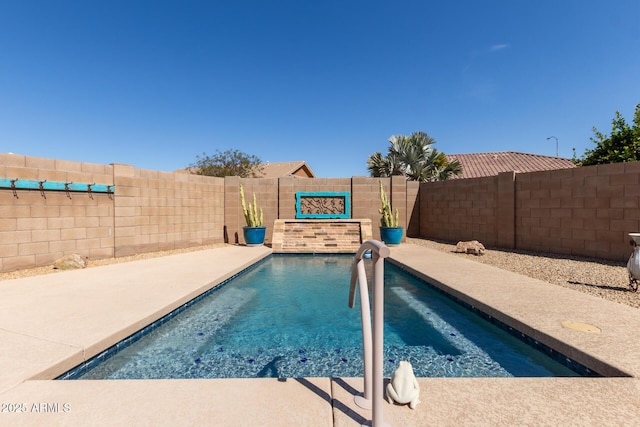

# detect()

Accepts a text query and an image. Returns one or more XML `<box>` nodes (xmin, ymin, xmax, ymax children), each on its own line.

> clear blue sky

<box><xmin>2</xmin><ymin>1</ymin><xmax>639</xmax><ymax>178</ymax></box>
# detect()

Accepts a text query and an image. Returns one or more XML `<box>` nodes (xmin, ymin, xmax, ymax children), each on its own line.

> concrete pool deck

<box><xmin>0</xmin><ymin>243</ymin><xmax>639</xmax><ymax>426</ymax></box>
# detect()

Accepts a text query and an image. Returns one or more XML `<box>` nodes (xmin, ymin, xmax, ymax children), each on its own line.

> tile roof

<box><xmin>254</xmin><ymin>161</ymin><xmax>315</xmax><ymax>178</ymax></box>
<box><xmin>175</xmin><ymin>161</ymin><xmax>315</xmax><ymax>178</ymax></box>
<box><xmin>446</xmin><ymin>152</ymin><xmax>576</xmax><ymax>179</ymax></box>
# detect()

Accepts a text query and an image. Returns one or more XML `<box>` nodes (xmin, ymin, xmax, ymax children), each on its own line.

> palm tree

<box><xmin>367</xmin><ymin>131</ymin><xmax>462</xmax><ymax>182</ymax></box>
<box><xmin>366</xmin><ymin>151</ymin><xmax>400</xmax><ymax>178</ymax></box>
<box><xmin>425</xmin><ymin>151</ymin><xmax>462</xmax><ymax>182</ymax></box>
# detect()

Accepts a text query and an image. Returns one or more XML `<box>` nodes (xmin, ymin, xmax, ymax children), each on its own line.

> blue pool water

<box><xmin>67</xmin><ymin>255</ymin><xmax>582</xmax><ymax>379</ymax></box>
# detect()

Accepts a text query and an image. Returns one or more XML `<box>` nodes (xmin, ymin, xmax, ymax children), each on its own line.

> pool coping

<box><xmin>1</xmin><ymin>243</ymin><xmax>639</xmax><ymax>426</ymax></box>
<box><xmin>388</xmin><ymin>245</ymin><xmax>640</xmax><ymax>379</ymax></box>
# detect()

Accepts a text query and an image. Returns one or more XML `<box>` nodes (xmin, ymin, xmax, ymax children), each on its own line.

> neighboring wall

<box><xmin>112</xmin><ymin>163</ymin><xmax>224</xmax><ymax>257</ymax></box>
<box><xmin>420</xmin><ymin>174</ymin><xmax>499</xmax><ymax>247</ymax></box>
<box><xmin>419</xmin><ymin>161</ymin><xmax>640</xmax><ymax>262</ymax></box>
<box><xmin>1</xmin><ymin>154</ymin><xmax>116</xmax><ymax>273</ymax></box>
<box><xmin>5</xmin><ymin>152</ymin><xmax>638</xmax><ymax>272</ymax></box>
<box><xmin>1</xmin><ymin>154</ymin><xmax>225</xmax><ymax>272</ymax></box>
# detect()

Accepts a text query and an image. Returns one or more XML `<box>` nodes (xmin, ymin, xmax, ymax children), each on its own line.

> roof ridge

<box><xmin>448</xmin><ymin>152</ymin><xmax>572</xmax><ymax>161</ymax></box>
<box><xmin>446</xmin><ymin>151</ymin><xmax>575</xmax><ymax>179</ymax></box>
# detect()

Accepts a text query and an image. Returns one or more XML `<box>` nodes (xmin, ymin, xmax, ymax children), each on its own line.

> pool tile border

<box><xmin>60</xmin><ymin>253</ymin><xmax>595</xmax><ymax>381</ymax></box>
<box><xmin>388</xmin><ymin>259</ymin><xmax>611</xmax><ymax>378</ymax></box>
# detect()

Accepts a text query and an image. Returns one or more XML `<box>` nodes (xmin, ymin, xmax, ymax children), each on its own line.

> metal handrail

<box><xmin>349</xmin><ymin>239</ymin><xmax>390</xmax><ymax>427</ymax></box>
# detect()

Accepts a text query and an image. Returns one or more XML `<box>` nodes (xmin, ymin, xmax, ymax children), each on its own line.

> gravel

<box><xmin>407</xmin><ymin>238</ymin><xmax>639</xmax><ymax>309</ymax></box>
<box><xmin>2</xmin><ymin>240</ymin><xmax>638</xmax><ymax>309</ymax></box>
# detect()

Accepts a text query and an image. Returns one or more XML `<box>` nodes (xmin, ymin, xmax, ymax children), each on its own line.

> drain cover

<box><xmin>561</xmin><ymin>321</ymin><xmax>601</xmax><ymax>334</ymax></box>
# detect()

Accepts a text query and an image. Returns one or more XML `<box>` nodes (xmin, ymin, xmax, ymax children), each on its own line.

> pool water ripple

<box><xmin>69</xmin><ymin>255</ymin><xmax>581</xmax><ymax>380</ymax></box>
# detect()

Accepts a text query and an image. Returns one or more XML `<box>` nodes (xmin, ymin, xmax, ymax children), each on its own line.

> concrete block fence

<box><xmin>222</xmin><ymin>175</ymin><xmax>415</xmax><ymax>247</ymax></box>
<box><xmin>420</xmin><ymin>162</ymin><xmax>640</xmax><ymax>262</ymax></box>
<box><xmin>2</xmin><ymin>152</ymin><xmax>639</xmax><ymax>272</ymax></box>
<box><xmin>0</xmin><ymin>154</ymin><xmax>225</xmax><ymax>272</ymax></box>
<box><xmin>0</xmin><ymin>154</ymin><xmax>417</xmax><ymax>272</ymax></box>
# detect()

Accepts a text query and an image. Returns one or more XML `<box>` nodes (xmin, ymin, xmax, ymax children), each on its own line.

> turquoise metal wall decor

<box><xmin>295</xmin><ymin>191</ymin><xmax>350</xmax><ymax>219</ymax></box>
<box><xmin>1</xmin><ymin>178</ymin><xmax>114</xmax><ymax>198</ymax></box>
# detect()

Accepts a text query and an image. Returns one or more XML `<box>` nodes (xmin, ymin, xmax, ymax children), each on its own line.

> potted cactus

<box><xmin>378</xmin><ymin>181</ymin><xmax>403</xmax><ymax>246</ymax></box>
<box><xmin>240</xmin><ymin>185</ymin><xmax>266</xmax><ymax>246</ymax></box>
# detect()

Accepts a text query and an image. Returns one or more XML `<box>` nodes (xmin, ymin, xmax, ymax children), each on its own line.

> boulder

<box><xmin>454</xmin><ymin>240</ymin><xmax>486</xmax><ymax>256</ymax></box>
<box><xmin>53</xmin><ymin>253</ymin><xmax>87</xmax><ymax>270</ymax></box>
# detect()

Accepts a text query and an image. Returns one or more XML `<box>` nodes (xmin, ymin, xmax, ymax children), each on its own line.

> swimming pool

<box><xmin>63</xmin><ymin>255</ymin><xmax>582</xmax><ymax>380</ymax></box>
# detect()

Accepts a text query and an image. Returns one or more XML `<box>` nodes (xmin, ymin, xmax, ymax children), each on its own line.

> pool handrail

<box><xmin>349</xmin><ymin>239</ymin><xmax>391</xmax><ymax>427</ymax></box>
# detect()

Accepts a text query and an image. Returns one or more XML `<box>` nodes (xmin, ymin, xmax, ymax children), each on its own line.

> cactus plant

<box><xmin>240</xmin><ymin>185</ymin><xmax>263</xmax><ymax>227</ymax></box>
<box><xmin>379</xmin><ymin>181</ymin><xmax>399</xmax><ymax>227</ymax></box>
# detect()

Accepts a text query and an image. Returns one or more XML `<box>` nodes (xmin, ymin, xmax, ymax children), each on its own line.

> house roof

<box><xmin>175</xmin><ymin>161</ymin><xmax>315</xmax><ymax>178</ymax></box>
<box><xmin>446</xmin><ymin>152</ymin><xmax>576</xmax><ymax>179</ymax></box>
<box><xmin>255</xmin><ymin>161</ymin><xmax>315</xmax><ymax>178</ymax></box>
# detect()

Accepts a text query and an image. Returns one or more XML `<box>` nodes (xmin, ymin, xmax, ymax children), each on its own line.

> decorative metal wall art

<box><xmin>295</xmin><ymin>192</ymin><xmax>350</xmax><ymax>219</ymax></box>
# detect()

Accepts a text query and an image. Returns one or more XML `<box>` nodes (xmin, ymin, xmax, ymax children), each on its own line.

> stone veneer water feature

<box><xmin>271</xmin><ymin>219</ymin><xmax>372</xmax><ymax>253</ymax></box>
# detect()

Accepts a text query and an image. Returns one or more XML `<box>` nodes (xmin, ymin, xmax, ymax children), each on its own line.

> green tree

<box><xmin>189</xmin><ymin>149</ymin><xmax>264</xmax><ymax>177</ymax></box>
<box><xmin>367</xmin><ymin>131</ymin><xmax>462</xmax><ymax>182</ymax></box>
<box><xmin>578</xmin><ymin>103</ymin><xmax>640</xmax><ymax>166</ymax></box>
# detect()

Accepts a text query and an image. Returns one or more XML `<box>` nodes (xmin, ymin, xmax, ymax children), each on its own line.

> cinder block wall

<box><xmin>113</xmin><ymin>164</ymin><xmax>225</xmax><ymax>257</ymax></box>
<box><xmin>406</xmin><ymin>180</ymin><xmax>420</xmax><ymax>237</ymax></box>
<box><xmin>0</xmin><ymin>154</ymin><xmax>115</xmax><ymax>272</ymax></box>
<box><xmin>514</xmin><ymin>162</ymin><xmax>640</xmax><ymax>261</ymax></box>
<box><xmin>277</xmin><ymin>177</ymin><xmax>353</xmax><ymax>220</ymax></box>
<box><xmin>224</xmin><ymin>176</ymin><xmax>280</xmax><ymax>246</ymax></box>
<box><xmin>419</xmin><ymin>175</ymin><xmax>498</xmax><ymax>246</ymax></box>
<box><xmin>8</xmin><ymin>151</ymin><xmax>638</xmax><ymax>270</ymax></box>
<box><xmin>0</xmin><ymin>154</ymin><xmax>225</xmax><ymax>272</ymax></box>
<box><xmin>352</xmin><ymin>177</ymin><xmax>383</xmax><ymax>239</ymax></box>
<box><xmin>223</xmin><ymin>176</ymin><xmax>416</xmax><ymax>245</ymax></box>
<box><xmin>1</xmin><ymin>155</ymin><xmax>418</xmax><ymax>273</ymax></box>
<box><xmin>352</xmin><ymin>177</ymin><xmax>409</xmax><ymax>241</ymax></box>
<box><xmin>418</xmin><ymin>162</ymin><xmax>640</xmax><ymax>262</ymax></box>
